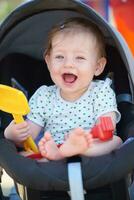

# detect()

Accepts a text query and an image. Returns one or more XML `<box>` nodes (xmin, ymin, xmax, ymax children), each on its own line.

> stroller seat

<box><xmin>0</xmin><ymin>0</ymin><xmax>134</xmax><ymax>200</ymax></box>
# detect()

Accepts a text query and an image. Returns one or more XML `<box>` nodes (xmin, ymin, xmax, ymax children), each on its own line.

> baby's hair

<box><xmin>44</xmin><ymin>17</ymin><xmax>106</xmax><ymax>58</ymax></box>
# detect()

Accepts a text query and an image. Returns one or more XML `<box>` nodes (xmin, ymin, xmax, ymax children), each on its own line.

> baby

<box><xmin>4</xmin><ymin>17</ymin><xmax>122</xmax><ymax>160</ymax></box>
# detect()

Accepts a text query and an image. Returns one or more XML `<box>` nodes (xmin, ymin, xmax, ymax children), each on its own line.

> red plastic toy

<box><xmin>91</xmin><ymin>116</ymin><xmax>114</xmax><ymax>141</ymax></box>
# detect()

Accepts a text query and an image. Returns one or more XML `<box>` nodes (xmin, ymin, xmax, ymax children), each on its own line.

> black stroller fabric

<box><xmin>0</xmin><ymin>134</ymin><xmax>134</xmax><ymax>191</ymax></box>
<box><xmin>0</xmin><ymin>0</ymin><xmax>134</xmax><ymax>199</ymax></box>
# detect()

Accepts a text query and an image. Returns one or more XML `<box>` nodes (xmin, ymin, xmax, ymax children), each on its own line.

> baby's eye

<box><xmin>55</xmin><ymin>55</ymin><xmax>64</xmax><ymax>59</ymax></box>
<box><xmin>76</xmin><ymin>56</ymin><xmax>85</xmax><ymax>60</ymax></box>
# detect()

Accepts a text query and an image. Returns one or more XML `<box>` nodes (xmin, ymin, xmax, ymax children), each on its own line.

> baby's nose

<box><xmin>64</xmin><ymin>58</ymin><xmax>74</xmax><ymax>68</ymax></box>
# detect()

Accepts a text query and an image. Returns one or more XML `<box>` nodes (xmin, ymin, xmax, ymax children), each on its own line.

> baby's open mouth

<box><xmin>62</xmin><ymin>73</ymin><xmax>77</xmax><ymax>83</ymax></box>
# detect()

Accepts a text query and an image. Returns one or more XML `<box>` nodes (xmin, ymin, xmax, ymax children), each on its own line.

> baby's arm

<box><xmin>83</xmin><ymin>112</ymin><xmax>122</xmax><ymax>157</ymax></box>
<box><xmin>4</xmin><ymin>120</ymin><xmax>42</xmax><ymax>145</ymax></box>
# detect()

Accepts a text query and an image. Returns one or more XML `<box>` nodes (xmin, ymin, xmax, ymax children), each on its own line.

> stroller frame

<box><xmin>0</xmin><ymin>0</ymin><xmax>134</xmax><ymax>199</ymax></box>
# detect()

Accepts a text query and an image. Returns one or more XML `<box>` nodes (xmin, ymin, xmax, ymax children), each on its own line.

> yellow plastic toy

<box><xmin>0</xmin><ymin>84</ymin><xmax>39</xmax><ymax>153</ymax></box>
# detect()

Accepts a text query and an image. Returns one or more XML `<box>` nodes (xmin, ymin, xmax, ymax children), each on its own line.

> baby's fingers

<box><xmin>17</xmin><ymin>132</ymin><xmax>30</xmax><ymax>142</ymax></box>
<box><xmin>18</xmin><ymin>126</ymin><xmax>30</xmax><ymax>134</ymax></box>
<box><xmin>15</xmin><ymin>121</ymin><xmax>29</xmax><ymax>130</ymax></box>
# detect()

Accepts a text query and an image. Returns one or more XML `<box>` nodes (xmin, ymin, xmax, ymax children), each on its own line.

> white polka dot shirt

<box><xmin>27</xmin><ymin>78</ymin><xmax>121</xmax><ymax>144</ymax></box>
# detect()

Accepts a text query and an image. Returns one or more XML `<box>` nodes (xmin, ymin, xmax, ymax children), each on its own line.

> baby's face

<box><xmin>45</xmin><ymin>31</ymin><xmax>105</xmax><ymax>101</ymax></box>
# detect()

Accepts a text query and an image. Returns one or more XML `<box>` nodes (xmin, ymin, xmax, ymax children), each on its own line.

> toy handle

<box><xmin>12</xmin><ymin>114</ymin><xmax>24</xmax><ymax>123</ymax></box>
<box><xmin>12</xmin><ymin>114</ymin><xmax>39</xmax><ymax>153</ymax></box>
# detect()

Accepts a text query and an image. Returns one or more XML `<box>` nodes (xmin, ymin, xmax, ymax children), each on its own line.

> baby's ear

<box><xmin>95</xmin><ymin>57</ymin><xmax>107</xmax><ymax>76</ymax></box>
<box><xmin>44</xmin><ymin>54</ymin><xmax>50</xmax><ymax>66</ymax></box>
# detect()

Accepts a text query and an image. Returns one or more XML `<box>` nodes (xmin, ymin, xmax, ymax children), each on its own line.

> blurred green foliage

<box><xmin>0</xmin><ymin>0</ymin><xmax>25</xmax><ymax>22</ymax></box>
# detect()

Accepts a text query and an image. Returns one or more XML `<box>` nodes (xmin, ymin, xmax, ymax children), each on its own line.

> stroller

<box><xmin>0</xmin><ymin>0</ymin><xmax>134</xmax><ymax>199</ymax></box>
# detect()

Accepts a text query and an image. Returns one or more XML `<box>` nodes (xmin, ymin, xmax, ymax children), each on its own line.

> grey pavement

<box><xmin>1</xmin><ymin>170</ymin><xmax>20</xmax><ymax>200</ymax></box>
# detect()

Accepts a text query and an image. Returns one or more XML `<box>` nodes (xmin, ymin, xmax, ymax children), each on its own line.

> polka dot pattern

<box><xmin>27</xmin><ymin>78</ymin><xmax>120</xmax><ymax>144</ymax></box>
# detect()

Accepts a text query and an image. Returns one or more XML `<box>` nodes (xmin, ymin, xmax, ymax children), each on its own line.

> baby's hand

<box><xmin>4</xmin><ymin>120</ymin><xmax>31</xmax><ymax>143</ymax></box>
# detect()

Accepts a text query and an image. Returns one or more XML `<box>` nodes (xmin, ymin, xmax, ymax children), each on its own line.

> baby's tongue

<box><xmin>63</xmin><ymin>73</ymin><xmax>77</xmax><ymax>83</ymax></box>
